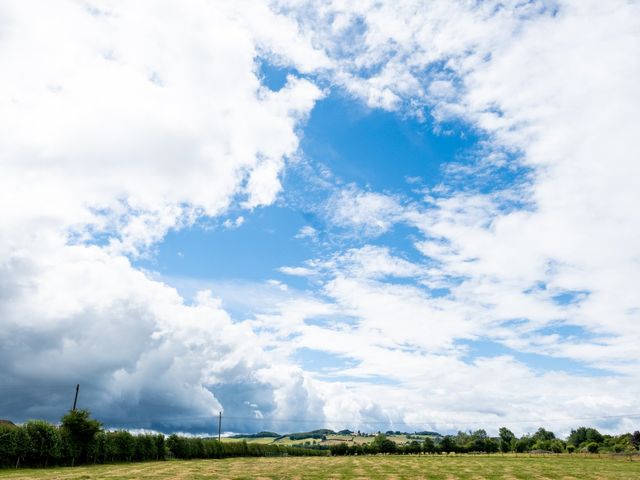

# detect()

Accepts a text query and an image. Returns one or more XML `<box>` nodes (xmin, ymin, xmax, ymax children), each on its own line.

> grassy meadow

<box><xmin>1</xmin><ymin>454</ymin><xmax>638</xmax><ymax>480</ymax></box>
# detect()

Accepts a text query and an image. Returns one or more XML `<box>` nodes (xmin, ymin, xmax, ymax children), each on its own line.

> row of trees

<box><xmin>330</xmin><ymin>434</ymin><xmax>407</xmax><ymax>456</ymax></box>
<box><xmin>330</xmin><ymin>428</ymin><xmax>640</xmax><ymax>456</ymax></box>
<box><xmin>0</xmin><ymin>410</ymin><xmax>325</xmax><ymax>468</ymax></box>
<box><xmin>164</xmin><ymin>435</ymin><xmax>326</xmax><ymax>460</ymax></box>
<box><xmin>0</xmin><ymin>410</ymin><xmax>103</xmax><ymax>467</ymax></box>
<box><xmin>3</xmin><ymin>411</ymin><xmax>639</xmax><ymax>467</ymax></box>
<box><xmin>497</xmin><ymin>426</ymin><xmax>640</xmax><ymax>454</ymax></box>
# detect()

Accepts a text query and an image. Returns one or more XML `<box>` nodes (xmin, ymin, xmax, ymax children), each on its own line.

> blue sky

<box><xmin>134</xmin><ymin>60</ymin><xmax>625</xmax><ymax>426</ymax></box>
<box><xmin>1</xmin><ymin>0</ymin><xmax>639</xmax><ymax>437</ymax></box>
<box><xmin>137</xmin><ymin>85</ymin><xmax>475</xmax><ymax>279</ymax></box>
<box><xmin>135</xmin><ymin>77</ymin><xmax>591</xmax><ymax>381</ymax></box>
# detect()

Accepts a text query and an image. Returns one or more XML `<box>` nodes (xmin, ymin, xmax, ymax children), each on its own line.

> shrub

<box><xmin>585</xmin><ymin>442</ymin><xmax>599</xmax><ymax>454</ymax></box>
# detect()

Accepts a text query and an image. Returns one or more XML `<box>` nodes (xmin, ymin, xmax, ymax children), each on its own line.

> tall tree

<box><xmin>60</xmin><ymin>409</ymin><xmax>101</xmax><ymax>466</ymax></box>
<box><xmin>499</xmin><ymin>427</ymin><xmax>515</xmax><ymax>453</ymax></box>
<box><xmin>422</xmin><ymin>436</ymin><xmax>435</xmax><ymax>454</ymax></box>
<box><xmin>440</xmin><ymin>435</ymin><xmax>456</xmax><ymax>453</ymax></box>
<box><xmin>568</xmin><ymin>427</ymin><xmax>603</xmax><ymax>448</ymax></box>
<box><xmin>532</xmin><ymin>427</ymin><xmax>555</xmax><ymax>442</ymax></box>
<box><xmin>373</xmin><ymin>434</ymin><xmax>396</xmax><ymax>454</ymax></box>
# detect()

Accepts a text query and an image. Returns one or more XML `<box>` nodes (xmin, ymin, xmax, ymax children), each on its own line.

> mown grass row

<box><xmin>1</xmin><ymin>454</ymin><xmax>639</xmax><ymax>480</ymax></box>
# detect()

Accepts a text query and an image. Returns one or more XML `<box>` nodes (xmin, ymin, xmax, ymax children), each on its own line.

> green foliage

<box><xmin>499</xmin><ymin>427</ymin><xmax>515</xmax><ymax>453</ymax></box>
<box><xmin>467</xmin><ymin>429</ymin><xmax>488</xmax><ymax>452</ymax></box>
<box><xmin>166</xmin><ymin>436</ymin><xmax>326</xmax><ymax>460</ymax></box>
<box><xmin>0</xmin><ymin>425</ymin><xmax>18</xmax><ymax>467</ymax></box>
<box><xmin>230</xmin><ymin>431</ymin><xmax>280</xmax><ymax>439</ymax></box>
<box><xmin>331</xmin><ymin>434</ymin><xmax>411</xmax><ymax>456</ymax></box>
<box><xmin>586</xmin><ymin>442</ymin><xmax>599</xmax><ymax>453</ymax></box>
<box><xmin>422</xmin><ymin>436</ymin><xmax>436</xmax><ymax>454</ymax></box>
<box><xmin>13</xmin><ymin>427</ymin><xmax>31</xmax><ymax>467</ymax></box>
<box><xmin>600</xmin><ymin>433</ymin><xmax>636</xmax><ymax>453</ymax></box>
<box><xmin>454</xmin><ymin>431</ymin><xmax>469</xmax><ymax>450</ymax></box>
<box><xmin>373</xmin><ymin>434</ymin><xmax>397</xmax><ymax>453</ymax></box>
<box><xmin>60</xmin><ymin>409</ymin><xmax>102</xmax><ymax>464</ymax></box>
<box><xmin>0</xmin><ymin>419</ymin><xmax>326</xmax><ymax>468</ymax></box>
<box><xmin>532</xmin><ymin>427</ymin><xmax>556</xmax><ymax>442</ymax></box>
<box><xmin>485</xmin><ymin>437</ymin><xmax>499</xmax><ymax>453</ymax></box>
<box><xmin>568</xmin><ymin>427</ymin><xmax>604</xmax><ymax>448</ymax></box>
<box><xmin>515</xmin><ymin>436</ymin><xmax>532</xmax><ymax>453</ymax></box>
<box><xmin>286</xmin><ymin>429</ymin><xmax>335</xmax><ymax>441</ymax></box>
<box><xmin>24</xmin><ymin>420</ymin><xmax>62</xmax><ymax>467</ymax></box>
<box><xmin>439</xmin><ymin>435</ymin><xmax>456</xmax><ymax>453</ymax></box>
<box><xmin>2</xmin><ymin>415</ymin><xmax>637</xmax><ymax>468</ymax></box>
<box><xmin>0</xmin><ymin>424</ymin><xmax>21</xmax><ymax>467</ymax></box>
<box><xmin>329</xmin><ymin>442</ymin><xmax>349</xmax><ymax>456</ymax></box>
<box><xmin>403</xmin><ymin>441</ymin><xmax>422</xmax><ymax>454</ymax></box>
<box><xmin>154</xmin><ymin>434</ymin><xmax>166</xmax><ymax>460</ymax></box>
<box><xmin>550</xmin><ymin>439</ymin><xmax>566</xmax><ymax>453</ymax></box>
<box><xmin>133</xmin><ymin>433</ymin><xmax>157</xmax><ymax>461</ymax></box>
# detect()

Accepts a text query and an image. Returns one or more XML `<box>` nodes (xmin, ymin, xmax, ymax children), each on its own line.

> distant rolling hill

<box><xmin>229</xmin><ymin>431</ymin><xmax>280</xmax><ymax>439</ymax></box>
<box><xmin>226</xmin><ymin>428</ymin><xmax>443</xmax><ymax>447</ymax></box>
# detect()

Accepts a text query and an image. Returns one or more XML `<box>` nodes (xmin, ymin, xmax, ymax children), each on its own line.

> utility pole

<box><xmin>218</xmin><ymin>411</ymin><xmax>222</xmax><ymax>442</ymax></box>
<box><xmin>72</xmin><ymin>384</ymin><xmax>80</xmax><ymax>411</ymax></box>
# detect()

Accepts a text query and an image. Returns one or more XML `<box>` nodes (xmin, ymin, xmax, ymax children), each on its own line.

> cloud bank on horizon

<box><xmin>0</xmin><ymin>0</ymin><xmax>638</xmax><ymax>436</ymax></box>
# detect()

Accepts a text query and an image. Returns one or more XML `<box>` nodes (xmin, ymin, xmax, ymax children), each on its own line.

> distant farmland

<box><xmin>0</xmin><ymin>455</ymin><xmax>639</xmax><ymax>480</ymax></box>
<box><xmin>222</xmin><ymin>431</ymin><xmax>432</xmax><ymax>447</ymax></box>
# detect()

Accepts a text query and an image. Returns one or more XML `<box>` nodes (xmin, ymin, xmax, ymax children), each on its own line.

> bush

<box><xmin>330</xmin><ymin>443</ymin><xmax>348</xmax><ymax>456</ymax></box>
<box><xmin>585</xmin><ymin>442</ymin><xmax>599</xmax><ymax>454</ymax></box>
<box><xmin>549</xmin><ymin>439</ymin><xmax>565</xmax><ymax>453</ymax></box>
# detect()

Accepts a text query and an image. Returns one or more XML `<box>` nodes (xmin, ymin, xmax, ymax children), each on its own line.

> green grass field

<box><xmin>1</xmin><ymin>455</ymin><xmax>639</xmax><ymax>479</ymax></box>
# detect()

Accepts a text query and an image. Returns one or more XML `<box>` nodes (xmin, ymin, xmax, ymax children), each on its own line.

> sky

<box><xmin>0</xmin><ymin>0</ymin><xmax>639</xmax><ymax>437</ymax></box>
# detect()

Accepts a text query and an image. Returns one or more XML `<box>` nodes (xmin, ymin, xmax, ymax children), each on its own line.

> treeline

<box><xmin>229</xmin><ymin>431</ymin><xmax>280</xmax><ymax>439</ymax></box>
<box><xmin>0</xmin><ymin>410</ymin><xmax>325</xmax><ymax>469</ymax></box>
<box><xmin>279</xmin><ymin>429</ymin><xmax>335</xmax><ymax>441</ymax></box>
<box><xmin>165</xmin><ymin>435</ymin><xmax>326</xmax><ymax>460</ymax></box>
<box><xmin>3</xmin><ymin>410</ymin><xmax>639</xmax><ymax>467</ymax></box>
<box><xmin>330</xmin><ymin>427</ymin><xmax>640</xmax><ymax>456</ymax></box>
